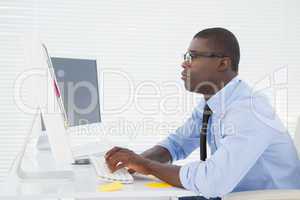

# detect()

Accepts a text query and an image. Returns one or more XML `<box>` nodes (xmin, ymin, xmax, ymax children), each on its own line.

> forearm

<box><xmin>144</xmin><ymin>159</ymin><xmax>183</xmax><ymax>188</ymax></box>
<box><xmin>141</xmin><ymin>145</ymin><xmax>172</xmax><ymax>164</ymax></box>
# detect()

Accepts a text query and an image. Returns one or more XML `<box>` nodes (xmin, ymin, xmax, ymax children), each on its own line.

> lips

<box><xmin>181</xmin><ymin>70</ymin><xmax>189</xmax><ymax>81</ymax></box>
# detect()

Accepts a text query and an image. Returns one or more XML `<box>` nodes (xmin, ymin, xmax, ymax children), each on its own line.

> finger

<box><xmin>128</xmin><ymin>169</ymin><xmax>136</xmax><ymax>174</ymax></box>
<box><xmin>105</xmin><ymin>146</ymin><xmax>121</xmax><ymax>158</ymax></box>
<box><xmin>111</xmin><ymin>162</ymin><xmax>127</xmax><ymax>173</ymax></box>
<box><xmin>105</xmin><ymin>146</ymin><xmax>122</xmax><ymax>160</ymax></box>
<box><xmin>106</xmin><ymin>149</ymin><xmax>131</xmax><ymax>165</ymax></box>
<box><xmin>118</xmin><ymin>148</ymin><xmax>134</xmax><ymax>155</ymax></box>
<box><xmin>106</xmin><ymin>158</ymin><xmax>120</xmax><ymax>172</ymax></box>
<box><xmin>106</xmin><ymin>152</ymin><xmax>127</xmax><ymax>172</ymax></box>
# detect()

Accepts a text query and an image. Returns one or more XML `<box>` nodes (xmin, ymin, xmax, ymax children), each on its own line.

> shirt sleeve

<box><xmin>179</xmin><ymin>106</ymin><xmax>275</xmax><ymax>198</ymax></box>
<box><xmin>157</xmin><ymin>109</ymin><xmax>202</xmax><ymax>162</ymax></box>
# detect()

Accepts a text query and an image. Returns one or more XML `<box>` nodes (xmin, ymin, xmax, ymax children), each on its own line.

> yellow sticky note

<box><xmin>145</xmin><ymin>182</ymin><xmax>172</xmax><ymax>188</ymax></box>
<box><xmin>98</xmin><ymin>181</ymin><xmax>124</xmax><ymax>192</ymax></box>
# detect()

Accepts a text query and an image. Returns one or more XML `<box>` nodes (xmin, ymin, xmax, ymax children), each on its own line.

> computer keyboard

<box><xmin>89</xmin><ymin>155</ymin><xmax>134</xmax><ymax>184</ymax></box>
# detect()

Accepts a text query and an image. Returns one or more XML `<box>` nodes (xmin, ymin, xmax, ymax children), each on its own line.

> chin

<box><xmin>184</xmin><ymin>83</ymin><xmax>196</xmax><ymax>92</ymax></box>
<box><xmin>184</xmin><ymin>81</ymin><xmax>191</xmax><ymax>91</ymax></box>
<box><xmin>185</xmin><ymin>84</ymin><xmax>207</xmax><ymax>94</ymax></box>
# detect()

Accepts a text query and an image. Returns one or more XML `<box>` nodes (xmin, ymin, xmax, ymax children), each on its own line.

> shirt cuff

<box><xmin>179</xmin><ymin>161</ymin><xmax>213</xmax><ymax>198</ymax></box>
<box><xmin>179</xmin><ymin>161</ymin><xmax>198</xmax><ymax>190</ymax></box>
<box><xmin>157</xmin><ymin>139</ymin><xmax>178</xmax><ymax>162</ymax></box>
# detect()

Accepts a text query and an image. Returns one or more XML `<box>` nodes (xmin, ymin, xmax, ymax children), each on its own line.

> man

<box><xmin>104</xmin><ymin>27</ymin><xmax>300</xmax><ymax>199</ymax></box>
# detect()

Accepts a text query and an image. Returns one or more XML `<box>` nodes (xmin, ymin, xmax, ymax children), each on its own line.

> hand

<box><xmin>105</xmin><ymin>147</ymin><xmax>151</xmax><ymax>175</ymax></box>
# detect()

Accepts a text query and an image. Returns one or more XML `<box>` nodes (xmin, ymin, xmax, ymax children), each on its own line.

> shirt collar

<box><xmin>195</xmin><ymin>76</ymin><xmax>242</xmax><ymax>118</ymax></box>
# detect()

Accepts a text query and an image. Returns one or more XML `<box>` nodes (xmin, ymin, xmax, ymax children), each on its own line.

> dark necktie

<box><xmin>200</xmin><ymin>104</ymin><xmax>212</xmax><ymax>161</ymax></box>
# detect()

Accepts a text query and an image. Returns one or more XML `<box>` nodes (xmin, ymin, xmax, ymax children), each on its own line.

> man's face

<box><xmin>181</xmin><ymin>38</ymin><xmax>221</xmax><ymax>94</ymax></box>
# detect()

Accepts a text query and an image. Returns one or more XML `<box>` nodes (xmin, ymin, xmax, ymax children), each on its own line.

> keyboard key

<box><xmin>89</xmin><ymin>155</ymin><xmax>134</xmax><ymax>184</ymax></box>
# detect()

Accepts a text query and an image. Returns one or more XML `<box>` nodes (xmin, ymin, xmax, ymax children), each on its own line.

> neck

<box><xmin>203</xmin><ymin>73</ymin><xmax>237</xmax><ymax>101</ymax></box>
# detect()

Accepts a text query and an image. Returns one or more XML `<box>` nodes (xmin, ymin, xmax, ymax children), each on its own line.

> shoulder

<box><xmin>223</xmin><ymin>81</ymin><xmax>287</xmax><ymax>135</ymax></box>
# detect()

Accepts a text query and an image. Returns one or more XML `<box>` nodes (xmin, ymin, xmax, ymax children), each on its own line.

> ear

<box><xmin>217</xmin><ymin>57</ymin><xmax>231</xmax><ymax>72</ymax></box>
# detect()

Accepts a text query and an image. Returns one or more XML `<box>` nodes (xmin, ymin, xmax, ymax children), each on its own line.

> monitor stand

<box><xmin>14</xmin><ymin>111</ymin><xmax>74</xmax><ymax>181</ymax></box>
<box><xmin>36</xmin><ymin>114</ymin><xmax>51</xmax><ymax>150</ymax></box>
<box><xmin>36</xmin><ymin>132</ymin><xmax>51</xmax><ymax>150</ymax></box>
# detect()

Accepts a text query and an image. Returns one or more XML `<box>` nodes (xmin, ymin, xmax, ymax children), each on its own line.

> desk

<box><xmin>0</xmin><ymin>143</ymin><xmax>196</xmax><ymax>199</ymax></box>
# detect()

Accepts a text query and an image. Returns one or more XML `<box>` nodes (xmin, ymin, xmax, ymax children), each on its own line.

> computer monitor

<box><xmin>51</xmin><ymin>57</ymin><xmax>101</xmax><ymax>127</ymax></box>
<box><xmin>40</xmin><ymin>44</ymin><xmax>103</xmax><ymax>169</ymax></box>
<box><xmin>41</xmin><ymin>57</ymin><xmax>101</xmax><ymax>130</ymax></box>
<box><xmin>39</xmin><ymin>44</ymin><xmax>74</xmax><ymax>167</ymax></box>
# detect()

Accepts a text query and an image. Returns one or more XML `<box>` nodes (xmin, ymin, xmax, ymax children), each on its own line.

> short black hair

<box><xmin>193</xmin><ymin>27</ymin><xmax>240</xmax><ymax>72</ymax></box>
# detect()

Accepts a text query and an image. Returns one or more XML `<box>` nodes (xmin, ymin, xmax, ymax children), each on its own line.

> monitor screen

<box><xmin>48</xmin><ymin>57</ymin><xmax>101</xmax><ymax>127</ymax></box>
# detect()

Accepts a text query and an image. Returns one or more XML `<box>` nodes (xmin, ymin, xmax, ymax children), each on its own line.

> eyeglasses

<box><xmin>183</xmin><ymin>51</ymin><xmax>226</xmax><ymax>64</ymax></box>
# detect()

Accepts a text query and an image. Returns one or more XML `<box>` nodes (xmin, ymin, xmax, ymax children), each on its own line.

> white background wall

<box><xmin>0</xmin><ymin>0</ymin><xmax>300</xmax><ymax>182</ymax></box>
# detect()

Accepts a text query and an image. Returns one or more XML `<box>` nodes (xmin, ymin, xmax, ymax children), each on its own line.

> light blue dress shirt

<box><xmin>158</xmin><ymin>76</ymin><xmax>300</xmax><ymax>198</ymax></box>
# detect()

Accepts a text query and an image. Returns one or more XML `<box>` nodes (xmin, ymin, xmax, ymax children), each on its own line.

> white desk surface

<box><xmin>0</xmin><ymin>144</ymin><xmax>196</xmax><ymax>199</ymax></box>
